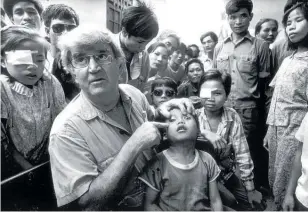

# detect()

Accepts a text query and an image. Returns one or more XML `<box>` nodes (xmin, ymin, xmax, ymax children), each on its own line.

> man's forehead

<box><xmin>13</xmin><ymin>1</ymin><xmax>37</xmax><ymax>10</ymax></box>
<box><xmin>71</xmin><ymin>43</ymin><xmax>113</xmax><ymax>54</ymax></box>
<box><xmin>229</xmin><ymin>8</ymin><xmax>250</xmax><ymax>16</ymax></box>
<box><xmin>51</xmin><ymin>18</ymin><xmax>76</xmax><ymax>26</ymax></box>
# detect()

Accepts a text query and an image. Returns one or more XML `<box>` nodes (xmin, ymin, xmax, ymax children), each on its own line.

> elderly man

<box><xmin>3</xmin><ymin>0</ymin><xmax>43</xmax><ymax>31</ymax></box>
<box><xmin>48</xmin><ymin>25</ymin><xmax>193</xmax><ymax>211</ymax></box>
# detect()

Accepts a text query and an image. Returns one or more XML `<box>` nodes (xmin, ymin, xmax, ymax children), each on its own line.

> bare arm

<box><xmin>144</xmin><ymin>186</ymin><xmax>161</xmax><ymax>211</ymax></box>
<box><xmin>77</xmin><ymin>122</ymin><xmax>168</xmax><ymax>210</ymax></box>
<box><xmin>209</xmin><ymin>180</ymin><xmax>223</xmax><ymax>211</ymax></box>
<box><xmin>283</xmin><ymin>143</ymin><xmax>303</xmax><ymax>211</ymax></box>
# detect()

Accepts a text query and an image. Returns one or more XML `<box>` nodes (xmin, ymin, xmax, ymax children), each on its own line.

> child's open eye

<box><xmin>184</xmin><ymin>116</ymin><xmax>191</xmax><ymax>120</ymax></box>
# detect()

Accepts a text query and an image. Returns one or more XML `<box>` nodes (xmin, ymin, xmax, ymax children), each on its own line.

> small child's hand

<box><xmin>201</xmin><ymin>130</ymin><xmax>227</xmax><ymax>155</ymax></box>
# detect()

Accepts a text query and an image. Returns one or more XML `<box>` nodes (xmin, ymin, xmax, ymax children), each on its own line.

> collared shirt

<box><xmin>196</xmin><ymin>107</ymin><xmax>255</xmax><ymax>191</ymax></box>
<box><xmin>1</xmin><ymin>72</ymin><xmax>66</xmax><ymax>165</ymax></box>
<box><xmin>267</xmin><ymin>51</ymin><xmax>308</xmax><ymax>127</ymax></box>
<box><xmin>213</xmin><ymin>32</ymin><xmax>271</xmax><ymax>109</ymax></box>
<box><xmin>48</xmin><ymin>84</ymin><xmax>155</xmax><ymax>207</ymax></box>
<box><xmin>199</xmin><ymin>53</ymin><xmax>213</xmax><ymax>71</ymax></box>
<box><xmin>114</xmin><ymin>33</ymin><xmax>151</xmax><ymax>92</ymax></box>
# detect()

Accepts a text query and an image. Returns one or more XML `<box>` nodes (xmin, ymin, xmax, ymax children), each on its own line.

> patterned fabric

<box><xmin>213</xmin><ymin>32</ymin><xmax>271</xmax><ymax>109</ymax></box>
<box><xmin>49</xmin><ymin>84</ymin><xmax>155</xmax><ymax>207</ymax></box>
<box><xmin>1</xmin><ymin>72</ymin><xmax>66</xmax><ymax>169</ymax></box>
<box><xmin>267</xmin><ymin>51</ymin><xmax>308</xmax><ymax>127</ymax></box>
<box><xmin>139</xmin><ymin>150</ymin><xmax>220</xmax><ymax>211</ymax></box>
<box><xmin>266</xmin><ymin>124</ymin><xmax>300</xmax><ymax>208</ymax></box>
<box><xmin>196</xmin><ymin>107</ymin><xmax>255</xmax><ymax>191</ymax></box>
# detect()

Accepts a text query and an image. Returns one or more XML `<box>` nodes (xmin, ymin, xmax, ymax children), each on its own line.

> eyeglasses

<box><xmin>152</xmin><ymin>89</ymin><xmax>175</xmax><ymax>97</ymax></box>
<box><xmin>71</xmin><ymin>53</ymin><xmax>113</xmax><ymax>68</ymax></box>
<box><xmin>51</xmin><ymin>23</ymin><xmax>76</xmax><ymax>34</ymax></box>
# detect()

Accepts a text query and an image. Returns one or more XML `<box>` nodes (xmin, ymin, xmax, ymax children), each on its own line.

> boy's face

<box><xmin>228</xmin><ymin>8</ymin><xmax>252</xmax><ymax>35</ymax></box>
<box><xmin>170</xmin><ymin>48</ymin><xmax>185</xmax><ymax>65</ymax></box>
<box><xmin>200</xmin><ymin>80</ymin><xmax>227</xmax><ymax>112</ymax></box>
<box><xmin>201</xmin><ymin>36</ymin><xmax>216</xmax><ymax>53</ymax></box>
<box><xmin>152</xmin><ymin>85</ymin><xmax>176</xmax><ymax>107</ymax></box>
<box><xmin>167</xmin><ymin>108</ymin><xmax>198</xmax><ymax>143</ymax></box>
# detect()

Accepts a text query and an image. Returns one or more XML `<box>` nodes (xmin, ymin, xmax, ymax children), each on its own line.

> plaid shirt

<box><xmin>196</xmin><ymin>107</ymin><xmax>255</xmax><ymax>191</ymax></box>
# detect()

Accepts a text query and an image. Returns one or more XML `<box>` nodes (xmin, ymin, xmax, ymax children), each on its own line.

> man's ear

<box><xmin>122</xmin><ymin>27</ymin><xmax>128</xmax><ymax>37</ymax></box>
<box><xmin>249</xmin><ymin>12</ymin><xmax>254</xmax><ymax>21</ymax></box>
<box><xmin>45</xmin><ymin>27</ymin><xmax>50</xmax><ymax>36</ymax></box>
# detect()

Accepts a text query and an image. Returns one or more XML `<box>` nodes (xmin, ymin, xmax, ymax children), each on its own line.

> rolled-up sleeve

<box><xmin>48</xmin><ymin>122</ymin><xmax>99</xmax><ymax>207</ymax></box>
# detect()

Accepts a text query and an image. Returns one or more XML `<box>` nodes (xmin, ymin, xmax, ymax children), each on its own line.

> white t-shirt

<box><xmin>295</xmin><ymin>113</ymin><xmax>308</xmax><ymax>208</ymax></box>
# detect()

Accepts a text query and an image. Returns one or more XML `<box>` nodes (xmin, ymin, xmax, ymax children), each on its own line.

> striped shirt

<box><xmin>196</xmin><ymin>107</ymin><xmax>255</xmax><ymax>191</ymax></box>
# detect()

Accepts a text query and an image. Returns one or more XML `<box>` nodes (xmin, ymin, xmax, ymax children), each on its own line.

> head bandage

<box><xmin>5</xmin><ymin>50</ymin><xmax>38</xmax><ymax>66</ymax></box>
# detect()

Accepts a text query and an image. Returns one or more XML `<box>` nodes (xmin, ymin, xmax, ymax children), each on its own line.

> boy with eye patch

<box><xmin>139</xmin><ymin>107</ymin><xmax>223</xmax><ymax>211</ymax></box>
<box><xmin>196</xmin><ymin>69</ymin><xmax>265</xmax><ymax>210</ymax></box>
<box><xmin>150</xmin><ymin>77</ymin><xmax>177</xmax><ymax>108</ymax></box>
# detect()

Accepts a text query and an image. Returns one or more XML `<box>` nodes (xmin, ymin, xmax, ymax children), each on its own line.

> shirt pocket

<box><xmin>216</xmin><ymin>54</ymin><xmax>230</xmax><ymax>72</ymax></box>
<box><xmin>237</xmin><ymin>55</ymin><xmax>257</xmax><ymax>83</ymax></box>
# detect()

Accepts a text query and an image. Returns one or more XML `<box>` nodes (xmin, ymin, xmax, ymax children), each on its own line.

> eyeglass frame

<box><xmin>70</xmin><ymin>53</ymin><xmax>114</xmax><ymax>69</ymax></box>
<box><xmin>50</xmin><ymin>23</ymin><xmax>77</xmax><ymax>34</ymax></box>
<box><xmin>152</xmin><ymin>89</ymin><xmax>176</xmax><ymax>97</ymax></box>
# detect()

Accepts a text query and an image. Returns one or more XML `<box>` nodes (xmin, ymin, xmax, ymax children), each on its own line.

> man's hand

<box><xmin>129</xmin><ymin>122</ymin><xmax>169</xmax><ymax>152</ymax></box>
<box><xmin>247</xmin><ymin>190</ymin><xmax>263</xmax><ymax>209</ymax></box>
<box><xmin>200</xmin><ymin>129</ymin><xmax>227</xmax><ymax>155</ymax></box>
<box><xmin>156</xmin><ymin>98</ymin><xmax>194</xmax><ymax>119</ymax></box>
<box><xmin>282</xmin><ymin>194</ymin><xmax>295</xmax><ymax>211</ymax></box>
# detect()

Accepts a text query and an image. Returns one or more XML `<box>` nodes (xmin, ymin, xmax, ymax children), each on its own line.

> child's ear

<box><xmin>1</xmin><ymin>57</ymin><xmax>7</xmax><ymax>68</ymax></box>
<box><xmin>122</xmin><ymin>27</ymin><xmax>128</xmax><ymax>37</ymax></box>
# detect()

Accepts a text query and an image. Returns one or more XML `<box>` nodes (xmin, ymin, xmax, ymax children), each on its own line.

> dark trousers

<box><xmin>235</xmin><ymin>107</ymin><xmax>269</xmax><ymax>188</ymax></box>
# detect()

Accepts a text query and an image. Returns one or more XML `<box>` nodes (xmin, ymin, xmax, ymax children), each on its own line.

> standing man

<box><xmin>3</xmin><ymin>0</ymin><xmax>43</xmax><ymax>31</ymax></box>
<box><xmin>116</xmin><ymin>2</ymin><xmax>159</xmax><ymax>92</ymax></box>
<box><xmin>42</xmin><ymin>4</ymin><xmax>80</xmax><ymax>101</ymax></box>
<box><xmin>213</xmin><ymin>0</ymin><xmax>271</xmax><ymax>200</ymax></box>
<box><xmin>199</xmin><ymin>31</ymin><xmax>218</xmax><ymax>71</ymax></box>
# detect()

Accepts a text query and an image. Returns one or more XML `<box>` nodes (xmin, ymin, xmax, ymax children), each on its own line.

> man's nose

<box><xmin>23</xmin><ymin>12</ymin><xmax>31</xmax><ymax>20</ymax></box>
<box><xmin>88</xmin><ymin>57</ymin><xmax>100</xmax><ymax>73</ymax></box>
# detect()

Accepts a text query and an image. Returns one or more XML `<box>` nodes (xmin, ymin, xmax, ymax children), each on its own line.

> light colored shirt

<box><xmin>1</xmin><ymin>72</ymin><xmax>66</xmax><ymax>164</ymax></box>
<box><xmin>114</xmin><ymin>33</ymin><xmax>151</xmax><ymax>92</ymax></box>
<box><xmin>140</xmin><ymin>150</ymin><xmax>220</xmax><ymax>211</ymax></box>
<box><xmin>213</xmin><ymin>32</ymin><xmax>271</xmax><ymax>109</ymax></box>
<box><xmin>267</xmin><ymin>51</ymin><xmax>308</xmax><ymax>127</ymax></box>
<box><xmin>295</xmin><ymin>113</ymin><xmax>308</xmax><ymax>208</ymax></box>
<box><xmin>196</xmin><ymin>107</ymin><xmax>255</xmax><ymax>191</ymax></box>
<box><xmin>49</xmin><ymin>84</ymin><xmax>155</xmax><ymax>207</ymax></box>
<box><xmin>199</xmin><ymin>53</ymin><xmax>213</xmax><ymax>71</ymax></box>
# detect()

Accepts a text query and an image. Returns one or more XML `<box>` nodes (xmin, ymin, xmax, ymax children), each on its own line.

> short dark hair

<box><xmin>121</xmin><ymin>2</ymin><xmax>159</xmax><ymax>40</ymax></box>
<box><xmin>3</xmin><ymin>0</ymin><xmax>43</xmax><ymax>18</ymax></box>
<box><xmin>199</xmin><ymin>69</ymin><xmax>232</xmax><ymax>96</ymax></box>
<box><xmin>185</xmin><ymin>47</ymin><xmax>193</xmax><ymax>58</ymax></box>
<box><xmin>185</xmin><ymin>58</ymin><xmax>204</xmax><ymax>74</ymax></box>
<box><xmin>147</xmin><ymin>41</ymin><xmax>169</xmax><ymax>55</ymax></box>
<box><xmin>188</xmin><ymin>44</ymin><xmax>200</xmax><ymax>58</ymax></box>
<box><xmin>175</xmin><ymin>42</ymin><xmax>187</xmax><ymax>54</ymax></box>
<box><xmin>282</xmin><ymin>1</ymin><xmax>308</xmax><ymax>50</ymax></box>
<box><xmin>255</xmin><ymin>18</ymin><xmax>278</xmax><ymax>36</ymax></box>
<box><xmin>42</xmin><ymin>4</ymin><xmax>79</xmax><ymax>28</ymax></box>
<box><xmin>151</xmin><ymin>77</ymin><xmax>178</xmax><ymax>94</ymax></box>
<box><xmin>225</xmin><ymin>0</ymin><xmax>253</xmax><ymax>15</ymax></box>
<box><xmin>200</xmin><ymin>31</ymin><xmax>218</xmax><ymax>43</ymax></box>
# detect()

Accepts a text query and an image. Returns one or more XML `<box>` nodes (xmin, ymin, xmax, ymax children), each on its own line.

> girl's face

<box><xmin>200</xmin><ymin>80</ymin><xmax>227</xmax><ymax>112</ymax></box>
<box><xmin>258</xmin><ymin>21</ymin><xmax>278</xmax><ymax>44</ymax></box>
<box><xmin>3</xmin><ymin>40</ymin><xmax>46</xmax><ymax>85</ymax></box>
<box><xmin>187</xmin><ymin>62</ymin><xmax>203</xmax><ymax>83</ymax></box>
<box><xmin>286</xmin><ymin>8</ymin><xmax>308</xmax><ymax>44</ymax></box>
<box><xmin>167</xmin><ymin>108</ymin><xmax>198</xmax><ymax>143</ymax></box>
<box><xmin>152</xmin><ymin>85</ymin><xmax>176</xmax><ymax>108</ymax></box>
<box><xmin>149</xmin><ymin>46</ymin><xmax>169</xmax><ymax>71</ymax></box>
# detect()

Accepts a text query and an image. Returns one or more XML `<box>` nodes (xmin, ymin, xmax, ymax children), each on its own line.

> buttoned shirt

<box><xmin>213</xmin><ymin>32</ymin><xmax>271</xmax><ymax>109</ymax></box>
<box><xmin>48</xmin><ymin>84</ymin><xmax>155</xmax><ymax>207</ymax></box>
<box><xmin>114</xmin><ymin>33</ymin><xmax>151</xmax><ymax>92</ymax></box>
<box><xmin>199</xmin><ymin>53</ymin><xmax>213</xmax><ymax>71</ymax></box>
<box><xmin>1</xmin><ymin>72</ymin><xmax>66</xmax><ymax>165</ymax></box>
<box><xmin>196</xmin><ymin>107</ymin><xmax>255</xmax><ymax>191</ymax></box>
<box><xmin>267</xmin><ymin>51</ymin><xmax>308</xmax><ymax>127</ymax></box>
